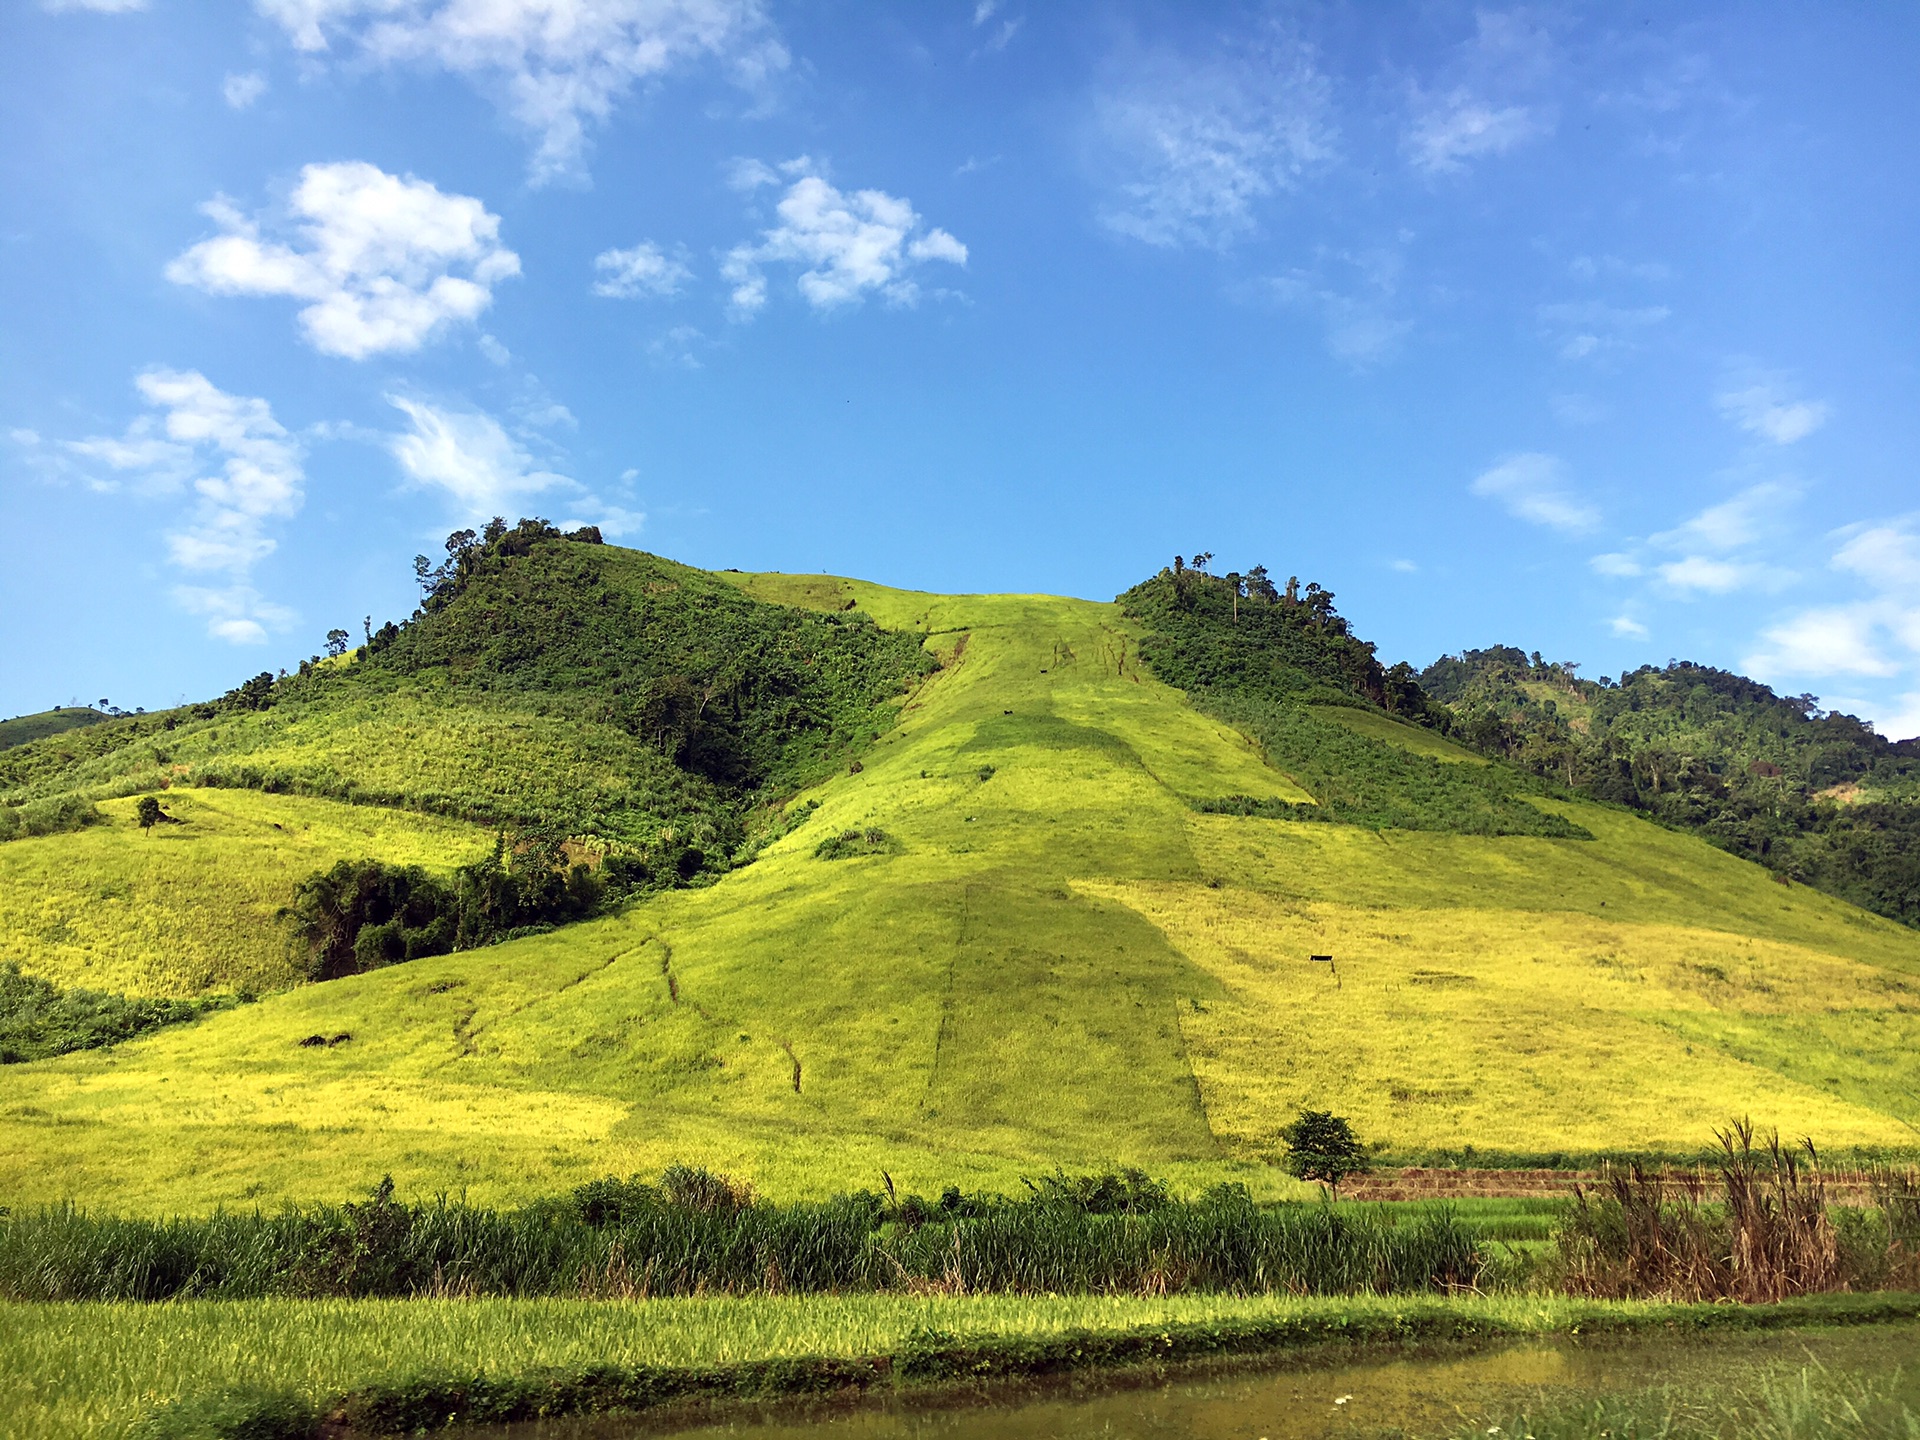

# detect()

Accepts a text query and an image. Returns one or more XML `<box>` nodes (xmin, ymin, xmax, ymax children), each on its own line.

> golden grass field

<box><xmin>2</xmin><ymin>573</ymin><xmax>1916</xmax><ymax>1210</ymax></box>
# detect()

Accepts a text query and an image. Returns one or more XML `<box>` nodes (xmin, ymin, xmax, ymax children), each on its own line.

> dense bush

<box><xmin>0</xmin><ymin>793</ymin><xmax>100</xmax><ymax>843</ymax></box>
<box><xmin>285</xmin><ymin>841</ymin><xmax>616</xmax><ymax>981</ymax></box>
<box><xmin>0</xmin><ymin>964</ymin><xmax>231</xmax><ymax>1063</ymax></box>
<box><xmin>1120</xmin><ymin>566</ymin><xmax>1587</xmax><ymax>838</ymax></box>
<box><xmin>0</xmin><ymin>1168</ymin><xmax>1482</xmax><ymax>1302</ymax></box>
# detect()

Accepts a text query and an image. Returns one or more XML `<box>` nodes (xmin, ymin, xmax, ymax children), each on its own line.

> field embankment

<box><xmin>8</xmin><ymin>1291</ymin><xmax>1920</xmax><ymax>1440</ymax></box>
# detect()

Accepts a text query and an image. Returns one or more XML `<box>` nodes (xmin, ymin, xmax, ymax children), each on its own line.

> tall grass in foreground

<box><xmin>1557</xmin><ymin>1121</ymin><xmax>1920</xmax><ymax>1301</ymax></box>
<box><xmin>0</xmin><ymin>1176</ymin><xmax>1479</xmax><ymax>1302</ymax></box>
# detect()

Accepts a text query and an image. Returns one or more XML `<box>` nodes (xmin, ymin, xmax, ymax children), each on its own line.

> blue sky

<box><xmin>4</xmin><ymin>2</ymin><xmax>1918</xmax><ymax>737</ymax></box>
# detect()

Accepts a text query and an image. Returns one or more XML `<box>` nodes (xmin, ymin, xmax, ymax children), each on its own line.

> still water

<box><xmin>476</xmin><ymin>1323</ymin><xmax>1920</xmax><ymax>1440</ymax></box>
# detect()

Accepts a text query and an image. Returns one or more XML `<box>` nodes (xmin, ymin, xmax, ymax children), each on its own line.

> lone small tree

<box><xmin>1279</xmin><ymin>1109</ymin><xmax>1370</xmax><ymax>1196</ymax></box>
<box><xmin>324</xmin><ymin>628</ymin><xmax>351</xmax><ymax>659</ymax></box>
<box><xmin>136</xmin><ymin>796</ymin><xmax>164</xmax><ymax>835</ymax></box>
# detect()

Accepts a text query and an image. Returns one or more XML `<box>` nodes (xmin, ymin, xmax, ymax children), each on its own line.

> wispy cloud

<box><xmin>252</xmin><ymin>0</ymin><xmax>787</xmax><ymax>186</ymax></box>
<box><xmin>721</xmin><ymin>159</ymin><xmax>966</xmax><ymax>317</ymax></box>
<box><xmin>1716</xmin><ymin>376</ymin><xmax>1829</xmax><ymax>445</ymax></box>
<box><xmin>1263</xmin><ymin>247</ymin><xmax>1410</xmax><ymax>367</ymax></box>
<box><xmin>1746</xmin><ymin>606</ymin><xmax>1897</xmax><ymax>680</ymax></box>
<box><xmin>1469</xmin><ymin>452</ymin><xmax>1598</xmax><ymax>533</ymax></box>
<box><xmin>1407</xmin><ymin>95</ymin><xmax>1543</xmax><ymax>174</ymax></box>
<box><xmin>62</xmin><ymin>370</ymin><xmax>304</xmax><ymax>644</ymax></box>
<box><xmin>1089</xmin><ymin>27</ymin><xmax>1334</xmax><ymax>249</ymax></box>
<box><xmin>222</xmin><ymin>71</ymin><xmax>267</xmax><ymax>108</ymax></box>
<box><xmin>1536</xmin><ymin>300</ymin><xmax>1670</xmax><ymax>362</ymax></box>
<box><xmin>1405</xmin><ymin>11</ymin><xmax>1555</xmax><ymax>175</ymax></box>
<box><xmin>167</xmin><ymin>161</ymin><xmax>520</xmax><ymax>360</ymax></box>
<box><xmin>386</xmin><ymin>395</ymin><xmax>642</xmax><ymax>536</ymax></box>
<box><xmin>1651</xmin><ymin>481</ymin><xmax>1794</xmax><ymax>554</ymax></box>
<box><xmin>1655</xmin><ymin>554</ymin><xmax>1777</xmax><ymax>595</ymax></box>
<box><xmin>1741</xmin><ymin>519</ymin><xmax>1920</xmax><ymax>733</ymax></box>
<box><xmin>592</xmin><ymin>242</ymin><xmax>692</xmax><ymax>299</ymax></box>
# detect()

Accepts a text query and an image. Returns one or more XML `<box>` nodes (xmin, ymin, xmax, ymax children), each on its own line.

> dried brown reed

<box><xmin>1557</xmin><ymin>1119</ymin><xmax>1919</xmax><ymax>1301</ymax></box>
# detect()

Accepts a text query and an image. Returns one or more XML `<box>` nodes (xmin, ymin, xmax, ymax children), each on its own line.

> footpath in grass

<box><xmin>6</xmin><ymin>1291</ymin><xmax>1920</xmax><ymax>1440</ymax></box>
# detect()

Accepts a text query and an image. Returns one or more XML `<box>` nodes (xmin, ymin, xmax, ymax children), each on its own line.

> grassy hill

<box><xmin>0</xmin><ymin>707</ymin><xmax>106</xmax><ymax>751</ymax></box>
<box><xmin>2</xmin><ymin>547</ymin><xmax>1918</xmax><ymax>1213</ymax></box>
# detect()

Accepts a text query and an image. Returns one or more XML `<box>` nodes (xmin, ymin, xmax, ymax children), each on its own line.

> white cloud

<box><xmin>1717</xmin><ymin>379</ymin><xmax>1829</xmax><ymax>445</ymax></box>
<box><xmin>388</xmin><ymin>397</ymin><xmax>568</xmax><ymax>517</ymax></box>
<box><xmin>477</xmin><ymin>333</ymin><xmax>511</xmax><ymax>365</ymax></box>
<box><xmin>166</xmin><ymin>161</ymin><xmax>520</xmax><ymax>360</ymax></box>
<box><xmin>1871</xmin><ymin>692</ymin><xmax>1920</xmax><ymax>743</ymax></box>
<box><xmin>1653</xmin><ymin>482</ymin><xmax>1794</xmax><ymax>554</ymax></box>
<box><xmin>1536</xmin><ymin>301</ymin><xmax>1670</xmax><ymax>362</ymax></box>
<box><xmin>647</xmin><ymin>324</ymin><xmax>711</xmax><ymax>368</ymax></box>
<box><xmin>1609</xmin><ymin>615</ymin><xmax>1649</xmax><ymax>639</ymax></box>
<box><xmin>1590</xmin><ymin>552</ymin><xmax>1642</xmax><ymax>577</ymax></box>
<box><xmin>1834</xmin><ymin>523</ymin><xmax>1920</xmax><ymax>593</ymax></box>
<box><xmin>592</xmin><ymin>242</ymin><xmax>692</xmax><ymax>299</ymax></box>
<box><xmin>1091</xmin><ymin>31</ymin><xmax>1334</xmax><ymax>249</ymax></box>
<box><xmin>222</xmin><ymin>71</ymin><xmax>268</xmax><ymax>108</ymax></box>
<box><xmin>253</xmin><ymin>0</ymin><xmax>785</xmax><ymax>185</ymax></box>
<box><xmin>1656</xmin><ymin>555</ymin><xmax>1768</xmax><ymax>595</ymax></box>
<box><xmin>1407</xmin><ymin>95</ymin><xmax>1543</xmax><ymax>174</ymax></box>
<box><xmin>386</xmin><ymin>396</ymin><xmax>642</xmax><ymax>536</ymax></box>
<box><xmin>721</xmin><ymin>162</ymin><xmax>967</xmax><ymax>316</ymax></box>
<box><xmin>66</xmin><ymin>371</ymin><xmax>304</xmax><ymax>644</ymax></box>
<box><xmin>174</xmin><ymin>586</ymin><xmax>297</xmax><ymax>646</ymax></box>
<box><xmin>1405</xmin><ymin>10</ymin><xmax>1554</xmax><ymax>175</ymax></box>
<box><xmin>1745</xmin><ymin>607</ymin><xmax>1897</xmax><ymax>680</ymax></box>
<box><xmin>1469</xmin><ymin>452</ymin><xmax>1598</xmax><ymax>533</ymax></box>
<box><xmin>1389</xmin><ymin>558</ymin><xmax>1418</xmax><ymax>574</ymax></box>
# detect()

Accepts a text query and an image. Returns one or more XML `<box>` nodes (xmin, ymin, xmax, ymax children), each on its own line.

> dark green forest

<box><xmin>1120</xmin><ymin>561</ymin><xmax>1587</xmax><ymax>838</ymax></box>
<box><xmin>1420</xmin><ymin>645</ymin><xmax>1920</xmax><ymax>926</ymax></box>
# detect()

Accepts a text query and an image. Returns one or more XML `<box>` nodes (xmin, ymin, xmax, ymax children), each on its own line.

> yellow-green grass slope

<box><xmin>0</xmin><ymin>790</ymin><xmax>494</xmax><ymax>995</ymax></box>
<box><xmin>4</xmin><ymin>575</ymin><xmax>1919</xmax><ymax>1211</ymax></box>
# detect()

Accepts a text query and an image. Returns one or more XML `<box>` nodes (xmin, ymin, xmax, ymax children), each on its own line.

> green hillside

<box><xmin>1421</xmin><ymin>646</ymin><xmax>1920</xmax><ymax>925</ymax></box>
<box><xmin>3</xmin><ymin>544</ymin><xmax>1918</xmax><ymax>1214</ymax></box>
<box><xmin>0</xmin><ymin>707</ymin><xmax>106</xmax><ymax>751</ymax></box>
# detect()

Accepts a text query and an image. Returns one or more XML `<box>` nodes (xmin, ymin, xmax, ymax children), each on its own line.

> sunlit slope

<box><xmin>0</xmin><ymin>791</ymin><xmax>493</xmax><ymax>995</ymax></box>
<box><xmin>4</xmin><ymin>578</ymin><xmax>1918</xmax><ymax>1211</ymax></box>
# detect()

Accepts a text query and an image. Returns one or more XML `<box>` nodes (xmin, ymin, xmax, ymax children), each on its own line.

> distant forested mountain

<box><xmin>1420</xmin><ymin>646</ymin><xmax>1920</xmax><ymax>926</ymax></box>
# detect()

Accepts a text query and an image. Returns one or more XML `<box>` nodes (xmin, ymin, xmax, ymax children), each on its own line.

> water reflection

<box><xmin>476</xmin><ymin>1323</ymin><xmax>1919</xmax><ymax>1440</ymax></box>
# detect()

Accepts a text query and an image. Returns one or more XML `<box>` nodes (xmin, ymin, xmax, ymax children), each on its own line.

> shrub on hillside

<box><xmin>0</xmin><ymin>793</ymin><xmax>100</xmax><ymax>843</ymax></box>
<box><xmin>285</xmin><ymin>840</ymin><xmax>612</xmax><ymax>982</ymax></box>
<box><xmin>0</xmin><ymin>964</ymin><xmax>230</xmax><ymax>1063</ymax></box>
<box><xmin>814</xmin><ymin>827</ymin><xmax>902</xmax><ymax>860</ymax></box>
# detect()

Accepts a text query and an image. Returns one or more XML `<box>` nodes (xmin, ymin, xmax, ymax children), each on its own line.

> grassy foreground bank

<box><xmin>7</xmin><ymin>1291</ymin><xmax>1920</xmax><ymax>1439</ymax></box>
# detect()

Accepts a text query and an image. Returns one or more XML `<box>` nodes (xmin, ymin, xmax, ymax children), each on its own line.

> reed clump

<box><xmin>1555</xmin><ymin>1119</ymin><xmax>1920</xmax><ymax>1301</ymax></box>
<box><xmin>0</xmin><ymin>1169</ymin><xmax>1479</xmax><ymax>1303</ymax></box>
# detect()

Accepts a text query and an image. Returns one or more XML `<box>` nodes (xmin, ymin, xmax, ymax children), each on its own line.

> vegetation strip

<box><xmin>144</xmin><ymin>1294</ymin><xmax>1920</xmax><ymax>1437</ymax></box>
